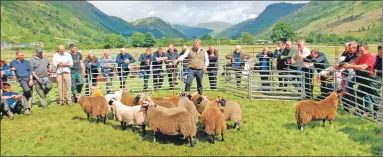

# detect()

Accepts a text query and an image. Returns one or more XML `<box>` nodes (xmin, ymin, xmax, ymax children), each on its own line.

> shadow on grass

<box><xmin>283</xmin><ymin>121</ymin><xmax>327</xmax><ymax>131</ymax></box>
<box><xmin>337</xmin><ymin>116</ymin><xmax>382</xmax><ymax>156</ymax></box>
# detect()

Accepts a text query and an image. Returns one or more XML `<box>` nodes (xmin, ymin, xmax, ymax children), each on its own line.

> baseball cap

<box><xmin>36</xmin><ymin>48</ymin><xmax>43</xmax><ymax>53</ymax></box>
<box><xmin>69</xmin><ymin>43</ymin><xmax>76</xmax><ymax>48</ymax></box>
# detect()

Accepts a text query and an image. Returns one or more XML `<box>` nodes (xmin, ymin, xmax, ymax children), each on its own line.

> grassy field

<box><xmin>1</xmin><ymin>89</ymin><xmax>382</xmax><ymax>156</ymax></box>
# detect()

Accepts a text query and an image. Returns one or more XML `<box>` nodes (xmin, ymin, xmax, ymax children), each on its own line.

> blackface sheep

<box><xmin>218</xmin><ymin>96</ymin><xmax>242</xmax><ymax>131</ymax></box>
<box><xmin>108</xmin><ymin>96</ymin><xmax>146</xmax><ymax>134</ymax></box>
<box><xmin>141</xmin><ymin>100</ymin><xmax>197</xmax><ymax>147</ymax></box>
<box><xmin>295</xmin><ymin>92</ymin><xmax>339</xmax><ymax>131</ymax></box>
<box><xmin>190</xmin><ymin>93</ymin><xmax>223</xmax><ymax>115</ymax></box>
<box><xmin>201</xmin><ymin>97</ymin><xmax>227</xmax><ymax>144</ymax></box>
<box><xmin>77</xmin><ymin>94</ymin><xmax>109</xmax><ymax>124</ymax></box>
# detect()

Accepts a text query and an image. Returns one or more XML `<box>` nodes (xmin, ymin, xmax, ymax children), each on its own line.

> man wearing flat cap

<box><xmin>30</xmin><ymin>48</ymin><xmax>52</xmax><ymax>108</ymax></box>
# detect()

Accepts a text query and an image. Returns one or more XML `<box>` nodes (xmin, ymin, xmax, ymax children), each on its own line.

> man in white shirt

<box><xmin>173</xmin><ymin>39</ymin><xmax>209</xmax><ymax>95</ymax></box>
<box><xmin>52</xmin><ymin>45</ymin><xmax>73</xmax><ymax>105</ymax></box>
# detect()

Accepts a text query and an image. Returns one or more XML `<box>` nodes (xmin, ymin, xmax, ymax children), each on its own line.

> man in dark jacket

<box><xmin>339</xmin><ymin>41</ymin><xmax>360</xmax><ymax>112</ymax></box>
<box><xmin>207</xmin><ymin>46</ymin><xmax>219</xmax><ymax>89</ymax></box>
<box><xmin>84</xmin><ymin>51</ymin><xmax>100</xmax><ymax>96</ymax></box>
<box><xmin>225</xmin><ymin>45</ymin><xmax>251</xmax><ymax>88</ymax></box>
<box><xmin>116</xmin><ymin>48</ymin><xmax>136</xmax><ymax>89</ymax></box>
<box><xmin>276</xmin><ymin>41</ymin><xmax>295</xmax><ymax>90</ymax></box>
<box><xmin>152</xmin><ymin>47</ymin><xmax>167</xmax><ymax>90</ymax></box>
<box><xmin>166</xmin><ymin>44</ymin><xmax>179</xmax><ymax>90</ymax></box>
<box><xmin>139</xmin><ymin>48</ymin><xmax>153</xmax><ymax>92</ymax></box>
<box><xmin>303</xmin><ymin>49</ymin><xmax>330</xmax><ymax>100</ymax></box>
<box><xmin>255</xmin><ymin>48</ymin><xmax>274</xmax><ymax>91</ymax></box>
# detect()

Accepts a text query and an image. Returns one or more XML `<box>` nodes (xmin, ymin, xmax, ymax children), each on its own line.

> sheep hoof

<box><xmin>237</xmin><ymin>127</ymin><xmax>240</xmax><ymax>131</ymax></box>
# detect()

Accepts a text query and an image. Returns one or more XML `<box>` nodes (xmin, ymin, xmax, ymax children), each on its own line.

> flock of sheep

<box><xmin>76</xmin><ymin>87</ymin><xmax>340</xmax><ymax>147</ymax></box>
<box><xmin>76</xmin><ymin>88</ymin><xmax>242</xmax><ymax>147</ymax></box>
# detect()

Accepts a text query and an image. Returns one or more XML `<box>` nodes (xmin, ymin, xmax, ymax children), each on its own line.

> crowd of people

<box><xmin>0</xmin><ymin>39</ymin><xmax>381</xmax><ymax>121</ymax></box>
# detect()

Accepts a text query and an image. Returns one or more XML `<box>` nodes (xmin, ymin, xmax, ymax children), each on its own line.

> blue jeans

<box><xmin>141</xmin><ymin>69</ymin><xmax>150</xmax><ymax>90</ymax></box>
<box><xmin>365</xmin><ymin>96</ymin><xmax>372</xmax><ymax>113</ymax></box>
<box><xmin>185</xmin><ymin>68</ymin><xmax>204</xmax><ymax>95</ymax></box>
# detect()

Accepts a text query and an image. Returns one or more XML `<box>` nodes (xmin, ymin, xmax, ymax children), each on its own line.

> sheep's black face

<box><xmin>195</xmin><ymin>97</ymin><xmax>203</xmax><ymax>104</ymax></box>
<box><xmin>109</xmin><ymin>97</ymin><xmax>116</xmax><ymax>105</ymax></box>
<box><xmin>218</xmin><ymin>98</ymin><xmax>227</xmax><ymax>107</ymax></box>
<box><xmin>133</xmin><ymin>94</ymin><xmax>142</xmax><ymax>105</ymax></box>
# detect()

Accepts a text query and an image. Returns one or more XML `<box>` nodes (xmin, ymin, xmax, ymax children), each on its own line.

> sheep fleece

<box><xmin>202</xmin><ymin>102</ymin><xmax>227</xmax><ymax>135</ymax></box>
<box><xmin>223</xmin><ymin>101</ymin><xmax>242</xmax><ymax>122</ymax></box>
<box><xmin>295</xmin><ymin>94</ymin><xmax>338</xmax><ymax>124</ymax></box>
<box><xmin>145</xmin><ymin>107</ymin><xmax>196</xmax><ymax>136</ymax></box>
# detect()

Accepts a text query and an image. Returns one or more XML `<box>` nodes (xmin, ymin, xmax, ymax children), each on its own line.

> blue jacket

<box><xmin>84</xmin><ymin>57</ymin><xmax>100</xmax><ymax>74</ymax></box>
<box><xmin>255</xmin><ymin>51</ymin><xmax>274</xmax><ymax>71</ymax></box>
<box><xmin>116</xmin><ymin>53</ymin><xmax>136</xmax><ymax>69</ymax></box>
<box><xmin>152</xmin><ymin>51</ymin><xmax>167</xmax><ymax>69</ymax></box>
<box><xmin>139</xmin><ymin>53</ymin><xmax>153</xmax><ymax>70</ymax></box>
<box><xmin>1</xmin><ymin>63</ymin><xmax>12</xmax><ymax>82</ymax></box>
<box><xmin>10</xmin><ymin>59</ymin><xmax>32</xmax><ymax>78</ymax></box>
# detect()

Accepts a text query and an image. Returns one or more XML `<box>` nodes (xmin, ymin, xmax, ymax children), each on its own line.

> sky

<box><xmin>89</xmin><ymin>1</ymin><xmax>309</xmax><ymax>26</ymax></box>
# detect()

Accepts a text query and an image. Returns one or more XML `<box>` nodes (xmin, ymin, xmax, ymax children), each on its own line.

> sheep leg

<box><xmin>211</xmin><ymin>134</ymin><xmax>215</xmax><ymax>144</ymax></box>
<box><xmin>322</xmin><ymin>119</ymin><xmax>325</xmax><ymax>127</ymax></box>
<box><xmin>236</xmin><ymin>121</ymin><xmax>241</xmax><ymax>131</ymax></box>
<box><xmin>103</xmin><ymin>116</ymin><xmax>107</xmax><ymax>124</ymax></box>
<box><xmin>188</xmin><ymin>136</ymin><xmax>194</xmax><ymax>147</ymax></box>
<box><xmin>233</xmin><ymin>122</ymin><xmax>237</xmax><ymax>129</ymax></box>
<box><xmin>300</xmin><ymin>124</ymin><xmax>304</xmax><ymax>131</ymax></box>
<box><xmin>153</xmin><ymin>131</ymin><xmax>157</xmax><ymax>142</ymax></box>
<box><xmin>124</xmin><ymin>122</ymin><xmax>127</xmax><ymax>130</ymax></box>
<box><xmin>297</xmin><ymin>121</ymin><xmax>301</xmax><ymax>129</ymax></box>
<box><xmin>221</xmin><ymin>133</ymin><xmax>225</xmax><ymax>141</ymax></box>
<box><xmin>87</xmin><ymin>113</ymin><xmax>90</xmax><ymax>121</ymax></box>
<box><xmin>141</xmin><ymin>125</ymin><xmax>146</xmax><ymax>137</ymax></box>
<box><xmin>329</xmin><ymin>120</ymin><xmax>333</xmax><ymax>128</ymax></box>
<box><xmin>120</xmin><ymin>122</ymin><xmax>125</xmax><ymax>130</ymax></box>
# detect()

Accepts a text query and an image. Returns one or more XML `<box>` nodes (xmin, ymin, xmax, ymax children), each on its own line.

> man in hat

<box><xmin>69</xmin><ymin>43</ymin><xmax>85</xmax><ymax>102</ymax></box>
<box><xmin>30</xmin><ymin>48</ymin><xmax>52</xmax><ymax>108</ymax></box>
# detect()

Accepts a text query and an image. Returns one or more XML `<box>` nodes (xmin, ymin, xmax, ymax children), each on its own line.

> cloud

<box><xmin>88</xmin><ymin>1</ymin><xmax>308</xmax><ymax>26</ymax></box>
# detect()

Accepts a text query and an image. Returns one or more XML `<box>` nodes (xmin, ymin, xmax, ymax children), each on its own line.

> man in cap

<box><xmin>30</xmin><ymin>48</ymin><xmax>52</xmax><ymax>108</ymax></box>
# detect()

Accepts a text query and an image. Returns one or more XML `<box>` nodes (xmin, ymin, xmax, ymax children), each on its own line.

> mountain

<box><xmin>132</xmin><ymin>17</ymin><xmax>188</xmax><ymax>39</ymax></box>
<box><xmin>172</xmin><ymin>24</ymin><xmax>213</xmax><ymax>38</ymax></box>
<box><xmin>256</xmin><ymin>1</ymin><xmax>382</xmax><ymax>38</ymax></box>
<box><xmin>197</xmin><ymin>21</ymin><xmax>233</xmax><ymax>32</ymax></box>
<box><xmin>0</xmin><ymin>1</ymin><xmax>139</xmax><ymax>45</ymax></box>
<box><xmin>216</xmin><ymin>3</ymin><xmax>305</xmax><ymax>38</ymax></box>
<box><xmin>0</xmin><ymin>1</ymin><xmax>188</xmax><ymax>46</ymax></box>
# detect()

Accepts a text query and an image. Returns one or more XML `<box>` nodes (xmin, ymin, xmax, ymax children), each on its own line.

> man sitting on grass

<box><xmin>1</xmin><ymin>83</ymin><xmax>31</xmax><ymax>117</ymax></box>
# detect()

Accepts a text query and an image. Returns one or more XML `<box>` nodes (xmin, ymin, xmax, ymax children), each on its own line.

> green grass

<box><xmin>1</xmin><ymin>89</ymin><xmax>382</xmax><ymax>156</ymax></box>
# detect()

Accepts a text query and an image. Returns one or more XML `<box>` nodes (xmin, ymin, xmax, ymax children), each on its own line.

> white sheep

<box><xmin>109</xmin><ymin>96</ymin><xmax>146</xmax><ymax>135</ymax></box>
